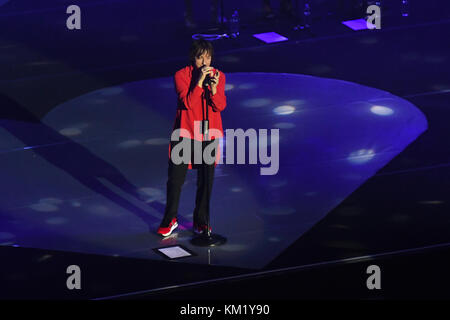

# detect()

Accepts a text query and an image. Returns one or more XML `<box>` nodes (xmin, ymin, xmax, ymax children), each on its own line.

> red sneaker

<box><xmin>193</xmin><ymin>223</ymin><xmax>212</xmax><ymax>235</ymax></box>
<box><xmin>157</xmin><ymin>218</ymin><xmax>178</xmax><ymax>237</ymax></box>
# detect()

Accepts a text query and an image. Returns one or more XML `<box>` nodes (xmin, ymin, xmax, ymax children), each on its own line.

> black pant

<box><xmin>160</xmin><ymin>138</ymin><xmax>218</xmax><ymax>228</ymax></box>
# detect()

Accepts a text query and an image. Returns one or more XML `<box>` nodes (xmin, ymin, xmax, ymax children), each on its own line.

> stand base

<box><xmin>190</xmin><ymin>233</ymin><xmax>227</xmax><ymax>247</ymax></box>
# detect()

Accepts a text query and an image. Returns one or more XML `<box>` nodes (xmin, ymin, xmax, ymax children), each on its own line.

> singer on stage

<box><xmin>157</xmin><ymin>39</ymin><xmax>227</xmax><ymax>237</ymax></box>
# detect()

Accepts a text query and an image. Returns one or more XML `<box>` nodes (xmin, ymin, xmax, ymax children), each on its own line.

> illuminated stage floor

<box><xmin>0</xmin><ymin>73</ymin><xmax>427</xmax><ymax>269</ymax></box>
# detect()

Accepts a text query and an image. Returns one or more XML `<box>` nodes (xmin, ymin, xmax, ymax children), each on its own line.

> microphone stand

<box><xmin>190</xmin><ymin>77</ymin><xmax>227</xmax><ymax>248</ymax></box>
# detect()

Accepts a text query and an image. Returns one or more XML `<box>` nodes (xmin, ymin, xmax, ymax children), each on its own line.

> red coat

<box><xmin>168</xmin><ymin>65</ymin><xmax>227</xmax><ymax>169</ymax></box>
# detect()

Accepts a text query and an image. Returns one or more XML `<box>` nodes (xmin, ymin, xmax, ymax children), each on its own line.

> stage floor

<box><xmin>0</xmin><ymin>72</ymin><xmax>427</xmax><ymax>269</ymax></box>
<box><xmin>1</xmin><ymin>0</ymin><xmax>450</xmax><ymax>299</ymax></box>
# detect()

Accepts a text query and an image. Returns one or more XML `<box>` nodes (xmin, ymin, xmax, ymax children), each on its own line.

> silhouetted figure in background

<box><xmin>184</xmin><ymin>0</ymin><xmax>220</xmax><ymax>28</ymax></box>
<box><xmin>263</xmin><ymin>0</ymin><xmax>296</xmax><ymax>20</ymax></box>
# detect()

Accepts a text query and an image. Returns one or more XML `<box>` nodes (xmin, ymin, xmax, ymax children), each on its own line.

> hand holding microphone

<box><xmin>209</xmin><ymin>70</ymin><xmax>220</xmax><ymax>88</ymax></box>
<box><xmin>197</xmin><ymin>65</ymin><xmax>214</xmax><ymax>88</ymax></box>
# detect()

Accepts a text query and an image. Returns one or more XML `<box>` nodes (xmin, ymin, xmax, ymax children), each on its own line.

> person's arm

<box><xmin>210</xmin><ymin>71</ymin><xmax>226</xmax><ymax>112</ymax></box>
<box><xmin>174</xmin><ymin>70</ymin><xmax>203</xmax><ymax>110</ymax></box>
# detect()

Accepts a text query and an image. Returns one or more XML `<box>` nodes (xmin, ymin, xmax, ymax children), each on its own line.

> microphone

<box><xmin>204</xmin><ymin>74</ymin><xmax>212</xmax><ymax>87</ymax></box>
<box><xmin>202</xmin><ymin>65</ymin><xmax>214</xmax><ymax>87</ymax></box>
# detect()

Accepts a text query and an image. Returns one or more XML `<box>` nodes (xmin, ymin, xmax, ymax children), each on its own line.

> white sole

<box><xmin>161</xmin><ymin>222</ymin><xmax>178</xmax><ymax>237</ymax></box>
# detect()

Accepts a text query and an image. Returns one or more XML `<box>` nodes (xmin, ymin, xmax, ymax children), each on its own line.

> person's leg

<box><xmin>193</xmin><ymin>139</ymin><xmax>218</xmax><ymax>227</ymax></box>
<box><xmin>193</xmin><ymin>163</ymin><xmax>215</xmax><ymax>226</ymax></box>
<box><xmin>160</xmin><ymin>140</ymin><xmax>189</xmax><ymax>228</ymax></box>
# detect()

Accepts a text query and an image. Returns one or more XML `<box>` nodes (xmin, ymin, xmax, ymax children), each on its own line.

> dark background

<box><xmin>1</xmin><ymin>0</ymin><xmax>450</xmax><ymax>300</ymax></box>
